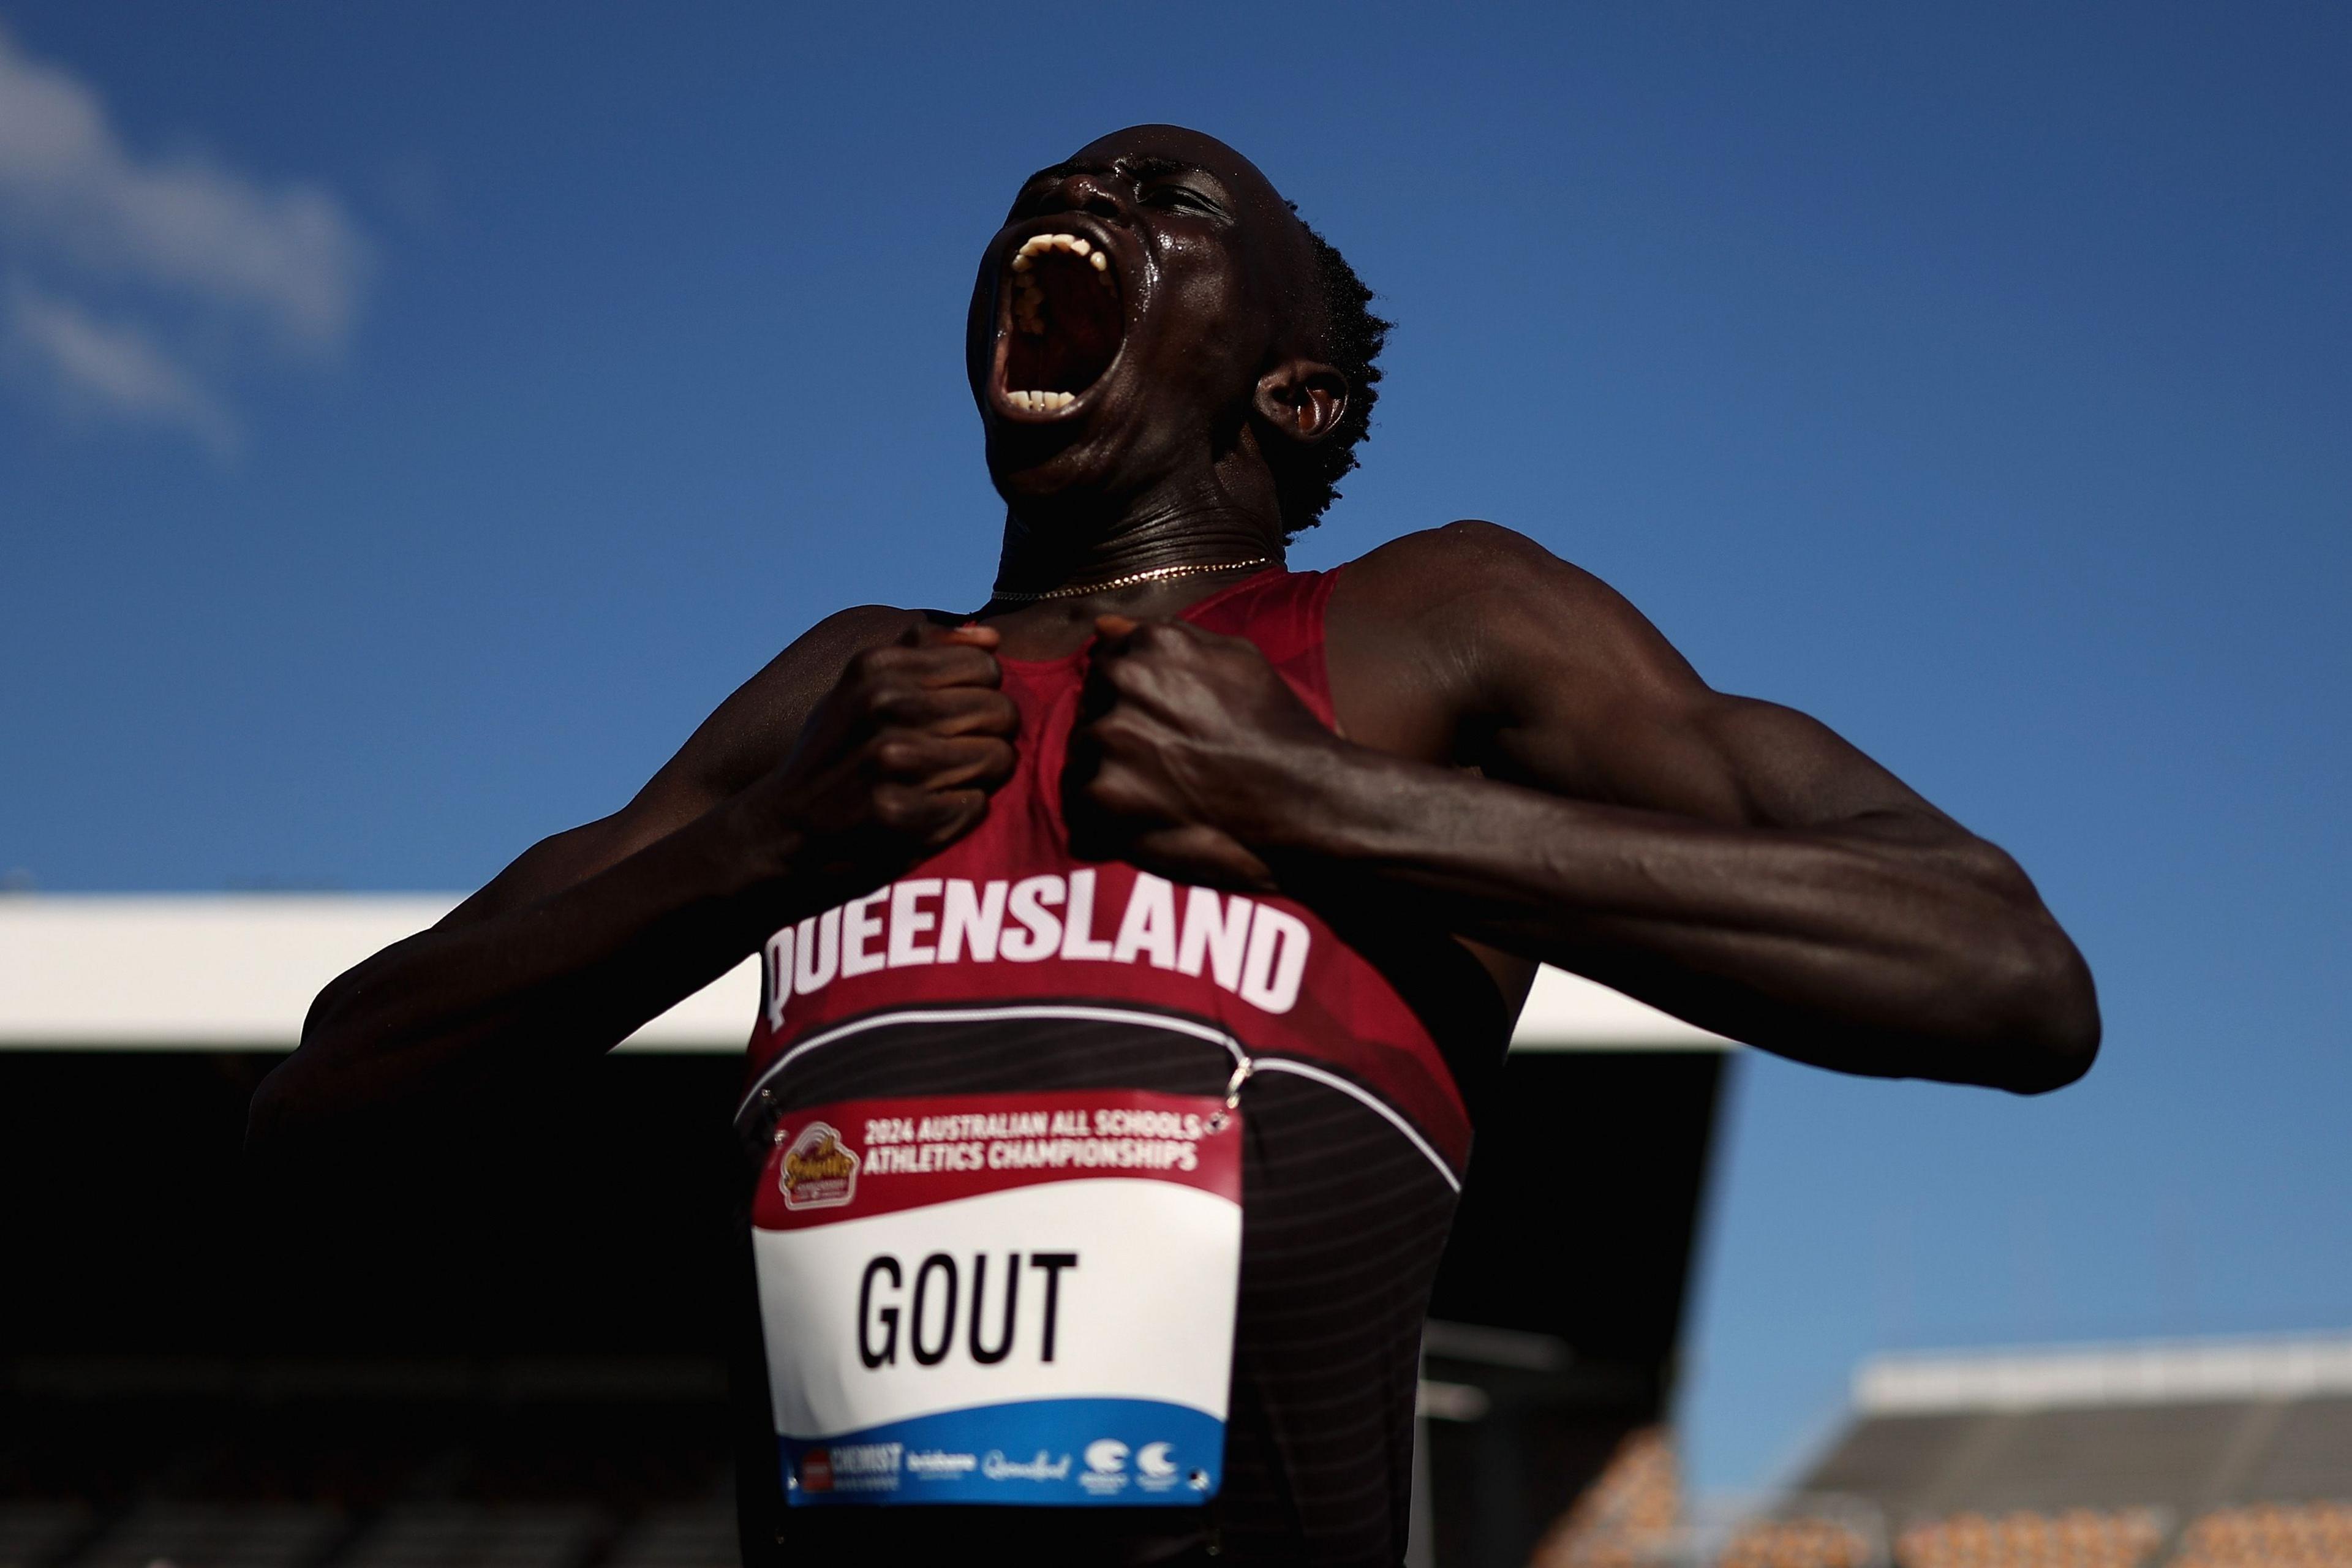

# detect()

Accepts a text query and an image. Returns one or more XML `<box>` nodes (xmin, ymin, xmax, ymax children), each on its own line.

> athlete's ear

<box><xmin>1253</xmin><ymin>358</ymin><xmax>1349</xmax><ymax>447</ymax></box>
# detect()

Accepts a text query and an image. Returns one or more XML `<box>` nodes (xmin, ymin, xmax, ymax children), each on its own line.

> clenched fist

<box><xmin>1065</xmin><ymin>615</ymin><xmax>1340</xmax><ymax>891</ymax></box>
<box><xmin>747</xmin><ymin>620</ymin><xmax>1019</xmax><ymax>881</ymax></box>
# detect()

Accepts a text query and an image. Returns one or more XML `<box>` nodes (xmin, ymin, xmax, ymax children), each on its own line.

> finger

<box><xmin>935</xmin><ymin>620</ymin><xmax>1001</xmax><ymax>649</ymax></box>
<box><xmin>1089</xmin><ymin>617</ymin><xmax>1204</xmax><ymax>693</ymax></box>
<box><xmin>871</xmin><ymin>782</ymin><xmax>970</xmax><ymax>840</ymax></box>
<box><xmin>1100</xmin><ymin>616</ymin><xmax>1203</xmax><ymax>648</ymax></box>
<box><xmin>847</xmin><ymin>640</ymin><xmax>998</xmax><ymax>693</ymax></box>
<box><xmin>872</xmin><ymin>684</ymin><xmax>1019</xmax><ymax>736</ymax></box>
<box><xmin>897</xmin><ymin>619</ymin><xmax>1000</xmax><ymax>649</ymax></box>
<box><xmin>1126</xmin><ymin>824</ymin><xmax>1278</xmax><ymax>894</ymax></box>
<box><xmin>875</xmin><ymin>734</ymin><xmax>1016</xmax><ymax>791</ymax></box>
<box><xmin>872</xmin><ymin>780</ymin><xmax>993</xmax><ymax>850</ymax></box>
<box><xmin>884</xmin><ymin>620</ymin><xmax>992</xmax><ymax>668</ymax></box>
<box><xmin>1075</xmin><ymin>652</ymin><xmax>1121</xmax><ymax>725</ymax></box>
<box><xmin>927</xmin><ymin>736</ymin><xmax>1017</xmax><ymax>791</ymax></box>
<box><xmin>1082</xmin><ymin>759</ymin><xmax>1164</xmax><ymax>823</ymax></box>
<box><xmin>891</xmin><ymin>642</ymin><xmax>1005</xmax><ymax>690</ymax></box>
<box><xmin>922</xmin><ymin>686</ymin><xmax>1019</xmax><ymax>737</ymax></box>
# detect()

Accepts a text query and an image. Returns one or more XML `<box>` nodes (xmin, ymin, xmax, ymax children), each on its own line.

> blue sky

<box><xmin>2</xmin><ymin>1</ymin><xmax>2345</xmax><ymax>1496</ymax></box>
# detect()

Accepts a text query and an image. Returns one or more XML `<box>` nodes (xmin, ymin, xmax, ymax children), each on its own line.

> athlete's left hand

<box><xmin>1066</xmin><ymin>616</ymin><xmax>1341</xmax><ymax>891</ymax></box>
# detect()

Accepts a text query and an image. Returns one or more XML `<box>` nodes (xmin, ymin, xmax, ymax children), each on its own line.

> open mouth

<box><xmin>997</xmin><ymin>232</ymin><xmax>1124</xmax><ymax>416</ymax></box>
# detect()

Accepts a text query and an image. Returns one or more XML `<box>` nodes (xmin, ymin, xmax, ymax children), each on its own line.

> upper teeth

<box><xmin>1015</xmin><ymin>233</ymin><xmax>1103</xmax><ymax>263</ymax></box>
<box><xmin>1004</xmin><ymin>234</ymin><xmax>1114</xmax><ymax>416</ymax></box>
<box><xmin>1008</xmin><ymin>230</ymin><xmax>1116</xmax><ymax>334</ymax></box>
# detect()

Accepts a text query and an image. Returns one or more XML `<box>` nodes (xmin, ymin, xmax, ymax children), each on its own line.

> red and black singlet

<box><xmin>733</xmin><ymin>570</ymin><xmax>1502</xmax><ymax>1566</ymax></box>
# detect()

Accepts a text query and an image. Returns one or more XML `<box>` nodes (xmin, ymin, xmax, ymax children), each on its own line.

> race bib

<box><xmin>750</xmin><ymin>1087</ymin><xmax>1242</xmax><ymax>1507</ymax></box>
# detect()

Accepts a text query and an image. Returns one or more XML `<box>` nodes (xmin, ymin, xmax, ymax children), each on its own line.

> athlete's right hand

<box><xmin>742</xmin><ymin>621</ymin><xmax>1017</xmax><ymax>877</ymax></box>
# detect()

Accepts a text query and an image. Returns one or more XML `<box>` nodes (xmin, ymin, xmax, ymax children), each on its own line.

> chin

<box><xmin>969</xmin><ymin>215</ymin><xmax>1158</xmax><ymax>507</ymax></box>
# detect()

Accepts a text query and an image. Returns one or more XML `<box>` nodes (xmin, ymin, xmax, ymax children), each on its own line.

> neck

<box><xmin>992</xmin><ymin>473</ymin><xmax>1285</xmax><ymax>598</ymax></box>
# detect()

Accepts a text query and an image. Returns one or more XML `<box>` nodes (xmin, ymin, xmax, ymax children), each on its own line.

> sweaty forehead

<box><xmin>1066</xmin><ymin>124</ymin><xmax>1294</xmax><ymax>220</ymax></box>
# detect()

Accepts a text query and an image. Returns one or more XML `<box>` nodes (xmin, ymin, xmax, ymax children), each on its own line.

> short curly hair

<box><xmin>1267</xmin><ymin>214</ymin><xmax>1391</xmax><ymax>537</ymax></box>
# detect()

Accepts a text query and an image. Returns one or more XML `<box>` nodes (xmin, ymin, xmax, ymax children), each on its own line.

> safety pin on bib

<box><xmin>1207</xmin><ymin>1055</ymin><xmax>1254</xmax><ymax>1134</ymax></box>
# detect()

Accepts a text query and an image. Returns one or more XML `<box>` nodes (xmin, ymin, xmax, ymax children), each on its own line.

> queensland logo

<box><xmin>981</xmin><ymin>1450</ymin><xmax>1071</xmax><ymax>1482</ymax></box>
<box><xmin>778</xmin><ymin>1121</ymin><xmax>859</xmax><ymax>1210</ymax></box>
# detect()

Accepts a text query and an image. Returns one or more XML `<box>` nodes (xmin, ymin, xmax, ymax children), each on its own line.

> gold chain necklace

<box><xmin>987</xmin><ymin>556</ymin><xmax>1272</xmax><ymax>604</ymax></box>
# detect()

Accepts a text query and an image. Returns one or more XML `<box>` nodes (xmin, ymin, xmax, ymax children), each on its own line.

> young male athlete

<box><xmin>253</xmin><ymin>126</ymin><xmax>2098</xmax><ymax>1566</ymax></box>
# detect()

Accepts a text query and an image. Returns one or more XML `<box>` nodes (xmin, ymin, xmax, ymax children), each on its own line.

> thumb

<box><xmin>942</xmin><ymin>621</ymin><xmax>1001</xmax><ymax>648</ymax></box>
<box><xmin>905</xmin><ymin>619</ymin><xmax>1001</xmax><ymax>649</ymax></box>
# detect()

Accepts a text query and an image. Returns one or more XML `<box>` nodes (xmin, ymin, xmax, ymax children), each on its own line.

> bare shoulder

<box><xmin>1333</xmin><ymin>523</ymin><xmax>1945</xmax><ymax>829</ymax></box>
<box><xmin>1339</xmin><ymin>518</ymin><xmax>1605</xmax><ymax>597</ymax></box>
<box><xmin>1330</xmin><ymin>520</ymin><xmax>1708</xmax><ymax>721</ymax></box>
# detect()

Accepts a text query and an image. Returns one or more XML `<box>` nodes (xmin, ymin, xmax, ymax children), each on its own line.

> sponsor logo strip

<box><xmin>784</xmin><ymin>1398</ymin><xmax>1222</xmax><ymax>1507</ymax></box>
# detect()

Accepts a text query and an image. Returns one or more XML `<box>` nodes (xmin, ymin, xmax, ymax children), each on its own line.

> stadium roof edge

<box><xmin>0</xmin><ymin>892</ymin><xmax>1733</xmax><ymax>1054</ymax></box>
<box><xmin>1855</xmin><ymin>1330</ymin><xmax>2352</xmax><ymax>1414</ymax></box>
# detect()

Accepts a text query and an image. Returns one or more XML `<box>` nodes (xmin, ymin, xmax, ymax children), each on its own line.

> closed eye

<box><xmin>1003</xmin><ymin>158</ymin><xmax>1234</xmax><ymax>222</ymax></box>
<box><xmin>1139</xmin><ymin>183</ymin><xmax>1229</xmax><ymax>221</ymax></box>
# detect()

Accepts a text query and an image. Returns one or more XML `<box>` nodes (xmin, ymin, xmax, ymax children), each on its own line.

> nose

<box><xmin>1047</xmin><ymin>170</ymin><xmax>1128</xmax><ymax>225</ymax></box>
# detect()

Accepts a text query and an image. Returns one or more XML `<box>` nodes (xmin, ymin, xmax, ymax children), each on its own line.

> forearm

<box><xmin>1253</xmin><ymin>743</ymin><xmax>2098</xmax><ymax>1091</ymax></box>
<box><xmin>251</xmin><ymin>800</ymin><xmax>818</xmax><ymax>1150</ymax></box>
<box><xmin>247</xmin><ymin>616</ymin><xmax>1023</xmax><ymax>1153</ymax></box>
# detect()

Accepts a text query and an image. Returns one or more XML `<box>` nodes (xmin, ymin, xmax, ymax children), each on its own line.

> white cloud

<box><xmin>0</xmin><ymin>21</ymin><xmax>370</xmax><ymax>451</ymax></box>
<box><xmin>6</xmin><ymin>279</ymin><xmax>239</xmax><ymax>454</ymax></box>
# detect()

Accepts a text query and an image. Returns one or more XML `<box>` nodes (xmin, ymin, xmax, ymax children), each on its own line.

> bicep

<box><xmin>1417</xmin><ymin>530</ymin><xmax>1942</xmax><ymax>833</ymax></box>
<box><xmin>1490</xmin><ymin>676</ymin><xmax>1943</xmax><ymax>835</ymax></box>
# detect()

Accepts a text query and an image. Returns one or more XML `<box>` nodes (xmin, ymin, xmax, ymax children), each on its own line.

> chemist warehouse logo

<box><xmin>777</xmin><ymin>1122</ymin><xmax>859</xmax><ymax>1210</ymax></box>
<box><xmin>762</xmin><ymin>870</ymin><xmax>1312</xmax><ymax>1030</ymax></box>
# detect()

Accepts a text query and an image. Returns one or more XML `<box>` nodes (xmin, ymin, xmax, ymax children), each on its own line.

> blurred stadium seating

<box><xmin>1716</xmin><ymin>1336</ymin><xmax>2352</xmax><ymax>1568</ymax></box>
<box><xmin>1715</xmin><ymin>1515</ymin><xmax>1877</xmax><ymax>1568</ymax></box>
<box><xmin>1528</xmin><ymin>1427</ymin><xmax>1681</xmax><ymax>1566</ymax></box>
<box><xmin>1526</xmin><ymin>1335</ymin><xmax>2352</xmax><ymax>1568</ymax></box>
<box><xmin>2171</xmin><ymin>1501</ymin><xmax>2352</xmax><ymax>1567</ymax></box>
<box><xmin>0</xmin><ymin>1361</ymin><xmax>740</xmax><ymax>1568</ymax></box>
<box><xmin>1892</xmin><ymin>1507</ymin><xmax>2165</xmax><ymax>1568</ymax></box>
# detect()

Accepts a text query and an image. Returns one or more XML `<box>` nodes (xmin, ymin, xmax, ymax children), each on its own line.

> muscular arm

<box><xmin>1082</xmin><ymin>524</ymin><xmax>2098</xmax><ymax>1093</ymax></box>
<box><xmin>248</xmin><ymin>606</ymin><xmax>1009</xmax><ymax>1152</ymax></box>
